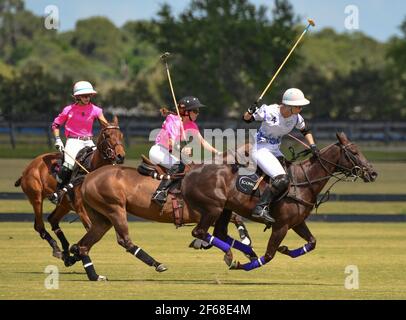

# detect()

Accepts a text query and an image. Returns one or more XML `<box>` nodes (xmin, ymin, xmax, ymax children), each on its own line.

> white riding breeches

<box><xmin>63</xmin><ymin>138</ymin><xmax>96</xmax><ymax>169</ymax></box>
<box><xmin>149</xmin><ymin>144</ymin><xmax>180</xmax><ymax>169</ymax></box>
<box><xmin>251</xmin><ymin>142</ymin><xmax>286</xmax><ymax>178</ymax></box>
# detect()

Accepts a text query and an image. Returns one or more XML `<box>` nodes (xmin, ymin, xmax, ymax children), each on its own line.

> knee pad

<box><xmin>272</xmin><ymin>174</ymin><xmax>290</xmax><ymax>193</ymax></box>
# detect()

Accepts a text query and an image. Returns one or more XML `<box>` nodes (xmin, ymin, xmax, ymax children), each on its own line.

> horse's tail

<box><xmin>14</xmin><ymin>177</ymin><xmax>22</xmax><ymax>187</ymax></box>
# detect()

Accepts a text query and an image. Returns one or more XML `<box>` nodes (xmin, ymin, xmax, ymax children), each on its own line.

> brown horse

<box><xmin>14</xmin><ymin>116</ymin><xmax>125</xmax><ymax>265</ymax></box>
<box><xmin>183</xmin><ymin>132</ymin><xmax>378</xmax><ymax>271</ymax></box>
<box><xmin>71</xmin><ymin>132</ymin><xmax>376</xmax><ymax>281</ymax></box>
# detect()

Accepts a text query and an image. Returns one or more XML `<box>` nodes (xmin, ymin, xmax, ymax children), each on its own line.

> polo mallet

<box><xmin>288</xmin><ymin>133</ymin><xmax>310</xmax><ymax>149</ymax></box>
<box><xmin>160</xmin><ymin>52</ymin><xmax>186</xmax><ymax>140</ymax></box>
<box><xmin>257</xmin><ymin>18</ymin><xmax>316</xmax><ymax>102</ymax></box>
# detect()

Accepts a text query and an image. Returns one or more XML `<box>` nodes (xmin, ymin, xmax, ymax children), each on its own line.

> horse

<box><xmin>14</xmin><ymin>116</ymin><xmax>125</xmax><ymax>265</ymax></box>
<box><xmin>67</xmin><ymin>153</ymin><xmax>251</xmax><ymax>280</ymax></box>
<box><xmin>182</xmin><ymin>132</ymin><xmax>378</xmax><ymax>270</ymax></box>
<box><xmin>71</xmin><ymin>132</ymin><xmax>377</xmax><ymax>280</ymax></box>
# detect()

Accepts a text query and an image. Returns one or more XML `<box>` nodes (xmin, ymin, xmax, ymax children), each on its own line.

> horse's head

<box><xmin>335</xmin><ymin>132</ymin><xmax>377</xmax><ymax>182</ymax></box>
<box><xmin>96</xmin><ymin>116</ymin><xmax>126</xmax><ymax>164</ymax></box>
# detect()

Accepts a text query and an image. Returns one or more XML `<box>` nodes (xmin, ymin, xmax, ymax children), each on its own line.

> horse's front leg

<box><xmin>277</xmin><ymin>221</ymin><xmax>316</xmax><ymax>258</ymax></box>
<box><xmin>47</xmin><ymin>201</ymin><xmax>74</xmax><ymax>266</ymax></box>
<box><xmin>230</xmin><ymin>224</ymin><xmax>288</xmax><ymax>271</ymax></box>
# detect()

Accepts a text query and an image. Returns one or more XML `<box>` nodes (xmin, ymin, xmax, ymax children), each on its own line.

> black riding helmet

<box><xmin>178</xmin><ymin>96</ymin><xmax>206</xmax><ymax>111</ymax></box>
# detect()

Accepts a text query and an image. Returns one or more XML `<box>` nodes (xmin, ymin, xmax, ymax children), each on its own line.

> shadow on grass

<box><xmin>15</xmin><ymin>271</ymin><xmax>86</xmax><ymax>275</ymax></box>
<box><xmin>65</xmin><ymin>278</ymin><xmax>338</xmax><ymax>286</ymax></box>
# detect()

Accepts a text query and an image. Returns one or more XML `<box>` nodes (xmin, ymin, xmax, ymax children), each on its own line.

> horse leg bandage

<box><xmin>81</xmin><ymin>255</ymin><xmax>99</xmax><ymax>281</ymax></box>
<box><xmin>225</xmin><ymin>236</ymin><xmax>255</xmax><ymax>256</ymax></box>
<box><xmin>288</xmin><ymin>242</ymin><xmax>315</xmax><ymax>258</ymax></box>
<box><xmin>240</xmin><ymin>256</ymin><xmax>267</xmax><ymax>271</ymax></box>
<box><xmin>204</xmin><ymin>234</ymin><xmax>231</xmax><ymax>253</ymax></box>
<box><xmin>128</xmin><ymin>246</ymin><xmax>156</xmax><ymax>267</ymax></box>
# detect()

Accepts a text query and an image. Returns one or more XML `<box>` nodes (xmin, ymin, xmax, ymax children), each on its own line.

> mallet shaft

<box><xmin>258</xmin><ymin>19</ymin><xmax>315</xmax><ymax>101</ymax></box>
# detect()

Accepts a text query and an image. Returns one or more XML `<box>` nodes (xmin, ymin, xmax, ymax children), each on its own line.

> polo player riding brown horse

<box><xmin>14</xmin><ymin>116</ymin><xmax>125</xmax><ymax>265</ymax></box>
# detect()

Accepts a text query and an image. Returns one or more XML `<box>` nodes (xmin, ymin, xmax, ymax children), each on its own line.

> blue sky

<box><xmin>25</xmin><ymin>0</ymin><xmax>406</xmax><ymax>42</ymax></box>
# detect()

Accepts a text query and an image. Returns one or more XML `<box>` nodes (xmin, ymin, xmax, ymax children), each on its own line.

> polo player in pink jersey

<box><xmin>49</xmin><ymin>81</ymin><xmax>109</xmax><ymax>204</ymax></box>
<box><xmin>149</xmin><ymin>96</ymin><xmax>222</xmax><ymax>206</ymax></box>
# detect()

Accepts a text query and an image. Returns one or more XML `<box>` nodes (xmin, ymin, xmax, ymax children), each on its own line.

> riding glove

<box><xmin>247</xmin><ymin>99</ymin><xmax>262</xmax><ymax>115</ymax></box>
<box><xmin>54</xmin><ymin>137</ymin><xmax>64</xmax><ymax>153</ymax></box>
<box><xmin>310</xmin><ymin>144</ymin><xmax>320</xmax><ymax>156</ymax></box>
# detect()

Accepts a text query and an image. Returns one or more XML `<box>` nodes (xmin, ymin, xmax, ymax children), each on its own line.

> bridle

<box><xmin>316</xmin><ymin>142</ymin><xmax>366</xmax><ymax>181</ymax></box>
<box><xmin>96</xmin><ymin>126</ymin><xmax>123</xmax><ymax>163</ymax></box>
<box><xmin>289</xmin><ymin>141</ymin><xmax>368</xmax><ymax>210</ymax></box>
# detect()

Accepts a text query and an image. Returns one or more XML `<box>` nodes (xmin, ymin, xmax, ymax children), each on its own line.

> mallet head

<box><xmin>307</xmin><ymin>18</ymin><xmax>315</xmax><ymax>27</ymax></box>
<box><xmin>160</xmin><ymin>52</ymin><xmax>171</xmax><ymax>60</ymax></box>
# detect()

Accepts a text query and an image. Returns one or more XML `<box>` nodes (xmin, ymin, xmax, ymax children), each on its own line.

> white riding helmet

<box><xmin>282</xmin><ymin>88</ymin><xmax>310</xmax><ymax>106</ymax></box>
<box><xmin>73</xmin><ymin>81</ymin><xmax>97</xmax><ymax>96</ymax></box>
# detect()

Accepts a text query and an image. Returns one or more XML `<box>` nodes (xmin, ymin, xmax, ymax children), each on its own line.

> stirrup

<box><xmin>151</xmin><ymin>190</ymin><xmax>167</xmax><ymax>206</ymax></box>
<box><xmin>49</xmin><ymin>192</ymin><xmax>61</xmax><ymax>205</ymax></box>
<box><xmin>49</xmin><ymin>189</ymin><xmax>66</xmax><ymax>205</ymax></box>
<box><xmin>252</xmin><ymin>206</ymin><xmax>275</xmax><ymax>224</ymax></box>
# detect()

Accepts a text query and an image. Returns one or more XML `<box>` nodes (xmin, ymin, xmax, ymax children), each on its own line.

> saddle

<box><xmin>137</xmin><ymin>155</ymin><xmax>185</xmax><ymax>228</ymax></box>
<box><xmin>137</xmin><ymin>155</ymin><xmax>169</xmax><ymax>179</ymax></box>
<box><xmin>236</xmin><ymin>158</ymin><xmax>292</xmax><ymax>201</ymax></box>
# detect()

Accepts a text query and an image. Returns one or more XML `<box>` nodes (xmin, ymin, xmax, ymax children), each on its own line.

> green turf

<box><xmin>0</xmin><ymin>222</ymin><xmax>405</xmax><ymax>300</ymax></box>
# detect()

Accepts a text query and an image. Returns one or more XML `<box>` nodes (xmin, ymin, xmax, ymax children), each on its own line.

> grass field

<box><xmin>0</xmin><ymin>222</ymin><xmax>405</xmax><ymax>300</ymax></box>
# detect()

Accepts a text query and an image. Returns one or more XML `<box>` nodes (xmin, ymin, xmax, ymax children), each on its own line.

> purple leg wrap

<box><xmin>225</xmin><ymin>236</ymin><xmax>255</xmax><ymax>256</ymax></box>
<box><xmin>240</xmin><ymin>256</ymin><xmax>267</xmax><ymax>271</ymax></box>
<box><xmin>204</xmin><ymin>234</ymin><xmax>231</xmax><ymax>253</ymax></box>
<box><xmin>288</xmin><ymin>242</ymin><xmax>315</xmax><ymax>258</ymax></box>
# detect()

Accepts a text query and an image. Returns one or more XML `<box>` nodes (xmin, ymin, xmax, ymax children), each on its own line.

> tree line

<box><xmin>0</xmin><ymin>0</ymin><xmax>405</xmax><ymax>121</ymax></box>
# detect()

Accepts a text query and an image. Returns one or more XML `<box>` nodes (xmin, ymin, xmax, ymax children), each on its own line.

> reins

<box><xmin>96</xmin><ymin>125</ymin><xmax>122</xmax><ymax>162</ymax></box>
<box><xmin>288</xmin><ymin>142</ymin><xmax>366</xmax><ymax>210</ymax></box>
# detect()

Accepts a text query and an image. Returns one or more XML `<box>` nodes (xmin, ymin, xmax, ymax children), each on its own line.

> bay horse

<box><xmin>183</xmin><ymin>132</ymin><xmax>378</xmax><ymax>270</ymax></box>
<box><xmin>14</xmin><ymin>116</ymin><xmax>125</xmax><ymax>265</ymax></box>
<box><xmin>73</xmin><ymin>132</ymin><xmax>376</xmax><ymax>280</ymax></box>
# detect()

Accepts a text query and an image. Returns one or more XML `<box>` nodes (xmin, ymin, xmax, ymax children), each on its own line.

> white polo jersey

<box><xmin>253</xmin><ymin>104</ymin><xmax>306</xmax><ymax>148</ymax></box>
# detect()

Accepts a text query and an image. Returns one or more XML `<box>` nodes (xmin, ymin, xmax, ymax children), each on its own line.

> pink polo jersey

<box><xmin>52</xmin><ymin>103</ymin><xmax>102</xmax><ymax>138</ymax></box>
<box><xmin>155</xmin><ymin>114</ymin><xmax>199</xmax><ymax>149</ymax></box>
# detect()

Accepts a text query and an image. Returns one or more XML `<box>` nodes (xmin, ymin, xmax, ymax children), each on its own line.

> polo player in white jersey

<box><xmin>243</xmin><ymin>88</ymin><xmax>319</xmax><ymax>224</ymax></box>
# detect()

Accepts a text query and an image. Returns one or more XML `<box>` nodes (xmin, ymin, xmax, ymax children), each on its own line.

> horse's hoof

<box><xmin>63</xmin><ymin>255</ymin><xmax>77</xmax><ymax>267</ymax></box>
<box><xmin>155</xmin><ymin>264</ymin><xmax>168</xmax><ymax>273</ymax></box>
<box><xmin>53</xmin><ymin>250</ymin><xmax>63</xmax><ymax>259</ymax></box>
<box><xmin>277</xmin><ymin>245</ymin><xmax>289</xmax><ymax>254</ymax></box>
<box><xmin>223</xmin><ymin>250</ymin><xmax>234</xmax><ymax>267</ymax></box>
<box><xmin>189</xmin><ymin>239</ymin><xmax>211</xmax><ymax>250</ymax></box>
<box><xmin>97</xmin><ymin>275</ymin><xmax>108</xmax><ymax>281</ymax></box>
<box><xmin>189</xmin><ymin>239</ymin><xmax>203</xmax><ymax>249</ymax></box>
<box><xmin>229</xmin><ymin>260</ymin><xmax>241</xmax><ymax>270</ymax></box>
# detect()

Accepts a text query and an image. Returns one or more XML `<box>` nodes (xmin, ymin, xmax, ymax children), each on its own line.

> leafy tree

<box><xmin>386</xmin><ymin>17</ymin><xmax>406</xmax><ymax>118</ymax></box>
<box><xmin>0</xmin><ymin>0</ymin><xmax>45</xmax><ymax>64</ymax></box>
<box><xmin>139</xmin><ymin>0</ymin><xmax>299</xmax><ymax>117</ymax></box>
<box><xmin>69</xmin><ymin>17</ymin><xmax>124</xmax><ymax>67</ymax></box>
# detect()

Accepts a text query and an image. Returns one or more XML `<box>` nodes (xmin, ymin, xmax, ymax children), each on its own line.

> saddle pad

<box><xmin>236</xmin><ymin>173</ymin><xmax>261</xmax><ymax>198</ymax></box>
